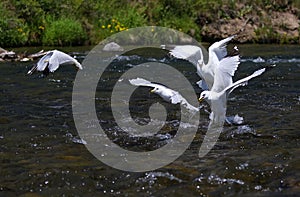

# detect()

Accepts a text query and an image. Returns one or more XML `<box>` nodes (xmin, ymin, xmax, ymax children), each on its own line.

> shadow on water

<box><xmin>0</xmin><ymin>45</ymin><xmax>299</xmax><ymax>196</ymax></box>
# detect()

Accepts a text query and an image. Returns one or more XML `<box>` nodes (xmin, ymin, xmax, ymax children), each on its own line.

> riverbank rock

<box><xmin>200</xmin><ymin>9</ymin><xmax>300</xmax><ymax>43</ymax></box>
<box><xmin>0</xmin><ymin>48</ymin><xmax>17</xmax><ymax>60</ymax></box>
<box><xmin>271</xmin><ymin>11</ymin><xmax>299</xmax><ymax>38</ymax></box>
<box><xmin>103</xmin><ymin>42</ymin><xmax>124</xmax><ymax>52</ymax></box>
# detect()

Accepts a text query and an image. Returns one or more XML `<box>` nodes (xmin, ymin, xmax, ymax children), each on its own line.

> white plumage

<box><xmin>27</xmin><ymin>50</ymin><xmax>82</xmax><ymax>75</ymax></box>
<box><xmin>170</xmin><ymin>35</ymin><xmax>238</xmax><ymax>91</ymax></box>
<box><xmin>129</xmin><ymin>77</ymin><xmax>199</xmax><ymax>112</ymax></box>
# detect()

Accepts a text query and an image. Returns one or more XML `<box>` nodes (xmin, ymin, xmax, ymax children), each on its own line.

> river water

<box><xmin>0</xmin><ymin>45</ymin><xmax>299</xmax><ymax>196</ymax></box>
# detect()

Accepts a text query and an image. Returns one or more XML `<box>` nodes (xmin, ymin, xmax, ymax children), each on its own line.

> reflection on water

<box><xmin>0</xmin><ymin>45</ymin><xmax>300</xmax><ymax>196</ymax></box>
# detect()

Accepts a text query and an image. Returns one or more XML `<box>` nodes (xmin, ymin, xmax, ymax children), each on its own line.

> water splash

<box><xmin>241</xmin><ymin>56</ymin><xmax>300</xmax><ymax>64</ymax></box>
<box><xmin>136</xmin><ymin>171</ymin><xmax>183</xmax><ymax>186</ymax></box>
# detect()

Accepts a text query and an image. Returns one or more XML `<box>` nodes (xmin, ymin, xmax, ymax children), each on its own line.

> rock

<box><xmin>103</xmin><ymin>42</ymin><xmax>124</xmax><ymax>52</ymax></box>
<box><xmin>200</xmin><ymin>9</ymin><xmax>300</xmax><ymax>43</ymax></box>
<box><xmin>20</xmin><ymin>57</ymin><xmax>31</xmax><ymax>62</ymax></box>
<box><xmin>0</xmin><ymin>50</ymin><xmax>17</xmax><ymax>59</ymax></box>
<box><xmin>271</xmin><ymin>11</ymin><xmax>299</xmax><ymax>38</ymax></box>
<box><xmin>202</xmin><ymin>18</ymin><xmax>256</xmax><ymax>43</ymax></box>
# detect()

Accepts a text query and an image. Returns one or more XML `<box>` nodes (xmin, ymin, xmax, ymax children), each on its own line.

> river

<box><xmin>0</xmin><ymin>44</ymin><xmax>299</xmax><ymax>196</ymax></box>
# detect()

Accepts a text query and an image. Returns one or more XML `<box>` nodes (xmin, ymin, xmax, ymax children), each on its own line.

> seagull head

<box><xmin>199</xmin><ymin>91</ymin><xmax>210</xmax><ymax>102</ymax></box>
<box><xmin>150</xmin><ymin>87</ymin><xmax>160</xmax><ymax>94</ymax></box>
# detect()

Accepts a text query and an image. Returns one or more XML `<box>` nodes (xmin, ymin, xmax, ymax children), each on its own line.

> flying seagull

<box><xmin>129</xmin><ymin>77</ymin><xmax>199</xmax><ymax>112</ymax></box>
<box><xmin>199</xmin><ymin>68</ymin><xmax>266</xmax><ymax>123</ymax></box>
<box><xmin>170</xmin><ymin>36</ymin><xmax>242</xmax><ymax>124</ymax></box>
<box><xmin>199</xmin><ymin>68</ymin><xmax>266</xmax><ymax>102</ymax></box>
<box><xmin>27</xmin><ymin>50</ymin><xmax>82</xmax><ymax>75</ymax></box>
<box><xmin>169</xmin><ymin>35</ymin><xmax>238</xmax><ymax>91</ymax></box>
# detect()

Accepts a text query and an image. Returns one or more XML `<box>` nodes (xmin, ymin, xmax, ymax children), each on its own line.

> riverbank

<box><xmin>0</xmin><ymin>0</ymin><xmax>299</xmax><ymax>47</ymax></box>
<box><xmin>201</xmin><ymin>5</ymin><xmax>300</xmax><ymax>43</ymax></box>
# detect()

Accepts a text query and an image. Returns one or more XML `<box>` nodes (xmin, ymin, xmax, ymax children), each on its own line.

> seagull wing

<box><xmin>169</xmin><ymin>45</ymin><xmax>204</xmax><ymax>67</ymax></box>
<box><xmin>129</xmin><ymin>77</ymin><xmax>159</xmax><ymax>88</ymax></box>
<box><xmin>211</xmin><ymin>55</ymin><xmax>240</xmax><ymax>92</ymax></box>
<box><xmin>129</xmin><ymin>78</ymin><xmax>198</xmax><ymax>111</ymax></box>
<box><xmin>36</xmin><ymin>51</ymin><xmax>53</xmax><ymax>71</ymax></box>
<box><xmin>209</xmin><ymin>35</ymin><xmax>235</xmax><ymax>61</ymax></box>
<box><xmin>170</xmin><ymin>45</ymin><xmax>210</xmax><ymax>90</ymax></box>
<box><xmin>221</xmin><ymin>68</ymin><xmax>266</xmax><ymax>96</ymax></box>
<box><xmin>129</xmin><ymin>77</ymin><xmax>179</xmax><ymax>103</ymax></box>
<box><xmin>48</xmin><ymin>50</ymin><xmax>82</xmax><ymax>72</ymax></box>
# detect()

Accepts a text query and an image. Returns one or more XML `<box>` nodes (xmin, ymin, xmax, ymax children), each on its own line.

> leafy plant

<box><xmin>42</xmin><ymin>18</ymin><xmax>87</xmax><ymax>46</ymax></box>
<box><xmin>0</xmin><ymin>2</ymin><xmax>28</xmax><ymax>47</ymax></box>
<box><xmin>91</xmin><ymin>3</ymin><xmax>147</xmax><ymax>43</ymax></box>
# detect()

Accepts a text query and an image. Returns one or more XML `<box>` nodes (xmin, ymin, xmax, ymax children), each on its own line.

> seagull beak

<box><xmin>150</xmin><ymin>89</ymin><xmax>155</xmax><ymax>93</ymax></box>
<box><xmin>198</xmin><ymin>97</ymin><xmax>204</xmax><ymax>102</ymax></box>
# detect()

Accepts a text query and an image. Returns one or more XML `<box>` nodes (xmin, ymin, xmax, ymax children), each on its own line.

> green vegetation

<box><xmin>0</xmin><ymin>2</ymin><xmax>29</xmax><ymax>47</ymax></box>
<box><xmin>0</xmin><ymin>0</ymin><xmax>299</xmax><ymax>47</ymax></box>
<box><xmin>42</xmin><ymin>18</ymin><xmax>86</xmax><ymax>46</ymax></box>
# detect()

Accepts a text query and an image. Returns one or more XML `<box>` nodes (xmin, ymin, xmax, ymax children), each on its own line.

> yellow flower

<box><xmin>39</xmin><ymin>26</ymin><xmax>44</xmax><ymax>30</ymax></box>
<box><xmin>119</xmin><ymin>27</ymin><xmax>126</xmax><ymax>31</ymax></box>
<box><xmin>101</xmin><ymin>25</ymin><xmax>105</xmax><ymax>29</ymax></box>
<box><xmin>107</xmin><ymin>24</ymin><xmax>111</xmax><ymax>28</ymax></box>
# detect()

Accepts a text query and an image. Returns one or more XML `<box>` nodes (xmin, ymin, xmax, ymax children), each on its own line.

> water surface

<box><xmin>0</xmin><ymin>45</ymin><xmax>299</xmax><ymax>196</ymax></box>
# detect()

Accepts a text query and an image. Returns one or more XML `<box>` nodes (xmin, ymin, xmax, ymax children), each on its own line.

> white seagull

<box><xmin>199</xmin><ymin>68</ymin><xmax>266</xmax><ymax>123</ymax></box>
<box><xmin>170</xmin><ymin>36</ymin><xmax>242</xmax><ymax>124</ymax></box>
<box><xmin>169</xmin><ymin>35</ymin><xmax>238</xmax><ymax>91</ymax></box>
<box><xmin>129</xmin><ymin>77</ymin><xmax>199</xmax><ymax>112</ymax></box>
<box><xmin>27</xmin><ymin>50</ymin><xmax>82</xmax><ymax>75</ymax></box>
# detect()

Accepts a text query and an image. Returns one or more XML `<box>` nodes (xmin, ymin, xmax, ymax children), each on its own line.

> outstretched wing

<box><xmin>169</xmin><ymin>45</ymin><xmax>204</xmax><ymax>67</ymax></box>
<box><xmin>222</xmin><ymin>68</ymin><xmax>266</xmax><ymax>96</ymax></box>
<box><xmin>129</xmin><ymin>77</ymin><xmax>181</xmax><ymax>104</ymax></box>
<box><xmin>209</xmin><ymin>35</ymin><xmax>235</xmax><ymax>61</ymax></box>
<box><xmin>49</xmin><ymin>50</ymin><xmax>82</xmax><ymax>72</ymax></box>
<box><xmin>129</xmin><ymin>78</ymin><xmax>199</xmax><ymax>111</ymax></box>
<box><xmin>211</xmin><ymin>55</ymin><xmax>240</xmax><ymax>92</ymax></box>
<box><xmin>129</xmin><ymin>77</ymin><xmax>160</xmax><ymax>89</ymax></box>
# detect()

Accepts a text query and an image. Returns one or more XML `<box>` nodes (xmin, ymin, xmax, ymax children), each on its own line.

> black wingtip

<box><xmin>27</xmin><ymin>64</ymin><xmax>37</xmax><ymax>75</ymax></box>
<box><xmin>225</xmin><ymin>45</ymin><xmax>240</xmax><ymax>57</ymax></box>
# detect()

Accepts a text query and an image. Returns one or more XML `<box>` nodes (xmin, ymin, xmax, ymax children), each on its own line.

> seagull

<box><xmin>129</xmin><ymin>77</ymin><xmax>199</xmax><ymax>112</ymax></box>
<box><xmin>27</xmin><ymin>50</ymin><xmax>82</xmax><ymax>75</ymax></box>
<box><xmin>169</xmin><ymin>35</ymin><xmax>238</xmax><ymax>91</ymax></box>
<box><xmin>199</xmin><ymin>68</ymin><xmax>266</xmax><ymax>123</ymax></box>
<box><xmin>197</xmin><ymin>67</ymin><xmax>266</xmax><ymax>157</ymax></box>
<box><xmin>170</xmin><ymin>36</ymin><xmax>242</xmax><ymax>124</ymax></box>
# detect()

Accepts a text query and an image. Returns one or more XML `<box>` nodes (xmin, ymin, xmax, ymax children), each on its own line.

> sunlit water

<box><xmin>0</xmin><ymin>45</ymin><xmax>299</xmax><ymax>196</ymax></box>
